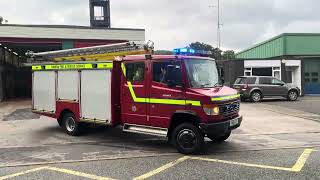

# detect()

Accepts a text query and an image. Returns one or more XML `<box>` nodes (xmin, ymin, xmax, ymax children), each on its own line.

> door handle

<box><xmin>162</xmin><ymin>94</ymin><xmax>172</xmax><ymax>97</ymax></box>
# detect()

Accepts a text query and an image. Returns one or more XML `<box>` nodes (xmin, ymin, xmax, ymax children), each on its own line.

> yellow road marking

<box><xmin>46</xmin><ymin>166</ymin><xmax>115</xmax><ymax>180</ymax></box>
<box><xmin>133</xmin><ymin>156</ymin><xmax>189</xmax><ymax>180</ymax></box>
<box><xmin>133</xmin><ymin>148</ymin><xmax>314</xmax><ymax>179</ymax></box>
<box><xmin>190</xmin><ymin>157</ymin><xmax>293</xmax><ymax>171</ymax></box>
<box><xmin>0</xmin><ymin>166</ymin><xmax>115</xmax><ymax>180</ymax></box>
<box><xmin>291</xmin><ymin>148</ymin><xmax>314</xmax><ymax>172</ymax></box>
<box><xmin>0</xmin><ymin>166</ymin><xmax>48</xmax><ymax>180</ymax></box>
<box><xmin>191</xmin><ymin>148</ymin><xmax>314</xmax><ymax>172</ymax></box>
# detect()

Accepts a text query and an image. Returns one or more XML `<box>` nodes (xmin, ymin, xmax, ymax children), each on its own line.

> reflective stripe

<box><xmin>32</xmin><ymin>65</ymin><xmax>42</xmax><ymax>70</ymax></box>
<box><xmin>97</xmin><ymin>63</ymin><xmax>113</xmax><ymax>69</ymax></box>
<box><xmin>211</xmin><ymin>94</ymin><xmax>240</xmax><ymax>101</ymax></box>
<box><xmin>32</xmin><ymin>63</ymin><xmax>113</xmax><ymax>71</ymax></box>
<box><xmin>121</xmin><ymin>63</ymin><xmax>126</xmax><ymax>77</ymax></box>
<box><xmin>45</xmin><ymin>64</ymin><xmax>93</xmax><ymax>70</ymax></box>
<box><xmin>121</xmin><ymin>63</ymin><xmax>201</xmax><ymax>106</ymax></box>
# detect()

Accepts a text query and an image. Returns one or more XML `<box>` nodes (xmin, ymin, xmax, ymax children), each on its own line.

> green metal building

<box><xmin>234</xmin><ymin>33</ymin><xmax>320</xmax><ymax>95</ymax></box>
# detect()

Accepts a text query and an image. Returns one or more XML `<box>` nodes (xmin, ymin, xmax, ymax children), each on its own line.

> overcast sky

<box><xmin>1</xmin><ymin>0</ymin><xmax>319</xmax><ymax>51</ymax></box>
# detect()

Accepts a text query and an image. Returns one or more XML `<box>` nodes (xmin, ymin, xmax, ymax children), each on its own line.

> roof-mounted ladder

<box><xmin>27</xmin><ymin>41</ymin><xmax>154</xmax><ymax>62</ymax></box>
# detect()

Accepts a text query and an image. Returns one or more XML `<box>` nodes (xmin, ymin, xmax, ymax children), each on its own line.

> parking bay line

<box><xmin>133</xmin><ymin>156</ymin><xmax>189</xmax><ymax>180</ymax></box>
<box><xmin>134</xmin><ymin>148</ymin><xmax>314</xmax><ymax>179</ymax></box>
<box><xmin>45</xmin><ymin>166</ymin><xmax>115</xmax><ymax>180</ymax></box>
<box><xmin>1</xmin><ymin>148</ymin><xmax>315</xmax><ymax>180</ymax></box>
<box><xmin>0</xmin><ymin>166</ymin><xmax>116</xmax><ymax>180</ymax></box>
<box><xmin>0</xmin><ymin>166</ymin><xmax>48</xmax><ymax>180</ymax></box>
<box><xmin>191</xmin><ymin>148</ymin><xmax>314</xmax><ymax>172</ymax></box>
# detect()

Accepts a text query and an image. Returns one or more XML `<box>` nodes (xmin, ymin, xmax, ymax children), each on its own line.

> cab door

<box><xmin>121</xmin><ymin>61</ymin><xmax>148</xmax><ymax>125</ymax></box>
<box><xmin>147</xmin><ymin>60</ymin><xmax>185</xmax><ymax>128</ymax></box>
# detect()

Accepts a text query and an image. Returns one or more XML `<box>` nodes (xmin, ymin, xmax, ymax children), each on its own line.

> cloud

<box><xmin>1</xmin><ymin>0</ymin><xmax>320</xmax><ymax>51</ymax></box>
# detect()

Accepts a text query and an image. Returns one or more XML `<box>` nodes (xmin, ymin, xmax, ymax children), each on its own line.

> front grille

<box><xmin>219</xmin><ymin>101</ymin><xmax>240</xmax><ymax>116</ymax></box>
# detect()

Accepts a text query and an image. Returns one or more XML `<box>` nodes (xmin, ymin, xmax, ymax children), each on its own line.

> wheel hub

<box><xmin>253</xmin><ymin>93</ymin><xmax>260</xmax><ymax>101</ymax></box>
<box><xmin>66</xmin><ymin>117</ymin><xmax>76</xmax><ymax>132</ymax></box>
<box><xmin>177</xmin><ymin>129</ymin><xmax>196</xmax><ymax>149</ymax></box>
<box><xmin>289</xmin><ymin>92</ymin><xmax>297</xmax><ymax>99</ymax></box>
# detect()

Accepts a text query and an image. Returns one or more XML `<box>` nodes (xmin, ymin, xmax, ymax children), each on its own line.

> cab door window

<box><xmin>125</xmin><ymin>62</ymin><xmax>145</xmax><ymax>82</ymax></box>
<box><xmin>152</xmin><ymin>62</ymin><xmax>182</xmax><ymax>86</ymax></box>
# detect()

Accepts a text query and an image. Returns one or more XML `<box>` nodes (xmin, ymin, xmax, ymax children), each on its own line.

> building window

<box><xmin>252</xmin><ymin>67</ymin><xmax>272</xmax><ymax>76</ymax></box>
<box><xmin>244</xmin><ymin>68</ymin><xmax>252</xmax><ymax>76</ymax></box>
<box><xmin>274</xmin><ymin>71</ymin><xmax>281</xmax><ymax>80</ymax></box>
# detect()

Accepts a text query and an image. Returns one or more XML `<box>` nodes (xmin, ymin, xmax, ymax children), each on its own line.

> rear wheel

<box><xmin>62</xmin><ymin>112</ymin><xmax>81</xmax><ymax>136</ymax></box>
<box><xmin>172</xmin><ymin>123</ymin><xmax>204</xmax><ymax>154</ymax></box>
<box><xmin>250</xmin><ymin>91</ymin><xmax>262</xmax><ymax>102</ymax></box>
<box><xmin>287</xmin><ymin>90</ymin><xmax>298</xmax><ymax>101</ymax></box>
<box><xmin>208</xmin><ymin>131</ymin><xmax>231</xmax><ymax>143</ymax></box>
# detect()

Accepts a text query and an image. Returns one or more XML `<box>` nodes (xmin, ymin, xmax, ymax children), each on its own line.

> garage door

<box><xmin>304</xmin><ymin>60</ymin><xmax>320</xmax><ymax>94</ymax></box>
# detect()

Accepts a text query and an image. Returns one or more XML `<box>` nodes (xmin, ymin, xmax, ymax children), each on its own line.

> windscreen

<box><xmin>185</xmin><ymin>59</ymin><xmax>220</xmax><ymax>88</ymax></box>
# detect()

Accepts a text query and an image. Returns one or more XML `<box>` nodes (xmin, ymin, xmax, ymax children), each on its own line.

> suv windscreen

<box><xmin>235</xmin><ymin>77</ymin><xmax>256</xmax><ymax>84</ymax></box>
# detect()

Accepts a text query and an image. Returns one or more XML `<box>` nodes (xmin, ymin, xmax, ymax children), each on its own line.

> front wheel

<box><xmin>62</xmin><ymin>112</ymin><xmax>81</xmax><ymax>136</ymax></box>
<box><xmin>172</xmin><ymin>123</ymin><xmax>204</xmax><ymax>154</ymax></box>
<box><xmin>208</xmin><ymin>131</ymin><xmax>231</xmax><ymax>143</ymax></box>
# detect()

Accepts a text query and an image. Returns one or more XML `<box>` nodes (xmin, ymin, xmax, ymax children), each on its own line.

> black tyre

<box><xmin>208</xmin><ymin>131</ymin><xmax>231</xmax><ymax>143</ymax></box>
<box><xmin>172</xmin><ymin>123</ymin><xmax>204</xmax><ymax>154</ymax></box>
<box><xmin>57</xmin><ymin>119</ymin><xmax>63</xmax><ymax>127</ymax></box>
<box><xmin>250</xmin><ymin>91</ymin><xmax>262</xmax><ymax>102</ymax></box>
<box><xmin>62</xmin><ymin>112</ymin><xmax>81</xmax><ymax>136</ymax></box>
<box><xmin>287</xmin><ymin>90</ymin><xmax>298</xmax><ymax>101</ymax></box>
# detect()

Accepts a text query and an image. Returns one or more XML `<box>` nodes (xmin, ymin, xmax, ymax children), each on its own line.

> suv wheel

<box><xmin>172</xmin><ymin>123</ymin><xmax>204</xmax><ymax>154</ymax></box>
<box><xmin>250</xmin><ymin>91</ymin><xmax>262</xmax><ymax>102</ymax></box>
<box><xmin>288</xmin><ymin>90</ymin><xmax>298</xmax><ymax>101</ymax></box>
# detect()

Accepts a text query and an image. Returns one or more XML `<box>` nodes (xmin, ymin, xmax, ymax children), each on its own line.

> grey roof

<box><xmin>0</xmin><ymin>24</ymin><xmax>145</xmax><ymax>41</ymax></box>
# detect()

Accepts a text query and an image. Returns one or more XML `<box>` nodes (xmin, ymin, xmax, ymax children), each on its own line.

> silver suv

<box><xmin>233</xmin><ymin>76</ymin><xmax>300</xmax><ymax>102</ymax></box>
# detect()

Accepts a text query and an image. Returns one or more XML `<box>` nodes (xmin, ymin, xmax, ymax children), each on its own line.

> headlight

<box><xmin>203</xmin><ymin>105</ymin><xmax>219</xmax><ymax>115</ymax></box>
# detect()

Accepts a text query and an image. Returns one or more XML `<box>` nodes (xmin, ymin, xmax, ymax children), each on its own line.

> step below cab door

<box><xmin>121</xmin><ymin>61</ymin><xmax>148</xmax><ymax>125</ymax></box>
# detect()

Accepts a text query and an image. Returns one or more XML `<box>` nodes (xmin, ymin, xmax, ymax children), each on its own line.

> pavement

<box><xmin>0</xmin><ymin>97</ymin><xmax>320</xmax><ymax>179</ymax></box>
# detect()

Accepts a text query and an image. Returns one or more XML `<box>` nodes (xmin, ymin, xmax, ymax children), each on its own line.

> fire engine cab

<box><xmin>30</xmin><ymin>42</ymin><xmax>242</xmax><ymax>154</ymax></box>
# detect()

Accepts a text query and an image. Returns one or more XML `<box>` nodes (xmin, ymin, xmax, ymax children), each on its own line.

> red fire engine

<box><xmin>30</xmin><ymin>42</ymin><xmax>242</xmax><ymax>154</ymax></box>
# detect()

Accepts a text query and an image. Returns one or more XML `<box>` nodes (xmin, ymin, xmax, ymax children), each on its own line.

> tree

<box><xmin>222</xmin><ymin>50</ymin><xmax>236</xmax><ymax>60</ymax></box>
<box><xmin>188</xmin><ymin>42</ymin><xmax>222</xmax><ymax>60</ymax></box>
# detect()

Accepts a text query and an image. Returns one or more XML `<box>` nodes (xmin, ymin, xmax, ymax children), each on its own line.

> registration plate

<box><xmin>230</xmin><ymin>118</ymin><xmax>239</xmax><ymax>127</ymax></box>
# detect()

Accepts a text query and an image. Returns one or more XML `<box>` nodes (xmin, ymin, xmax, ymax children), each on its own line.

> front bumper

<box><xmin>199</xmin><ymin>116</ymin><xmax>242</xmax><ymax>136</ymax></box>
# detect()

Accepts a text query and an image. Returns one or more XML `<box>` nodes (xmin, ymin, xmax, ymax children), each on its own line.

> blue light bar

<box><xmin>173</xmin><ymin>48</ymin><xmax>195</xmax><ymax>55</ymax></box>
<box><xmin>173</xmin><ymin>48</ymin><xmax>211</xmax><ymax>57</ymax></box>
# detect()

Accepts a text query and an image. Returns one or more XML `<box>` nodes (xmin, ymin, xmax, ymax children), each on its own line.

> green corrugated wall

<box><xmin>236</xmin><ymin>34</ymin><xmax>320</xmax><ymax>59</ymax></box>
<box><xmin>286</xmin><ymin>35</ymin><xmax>320</xmax><ymax>55</ymax></box>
